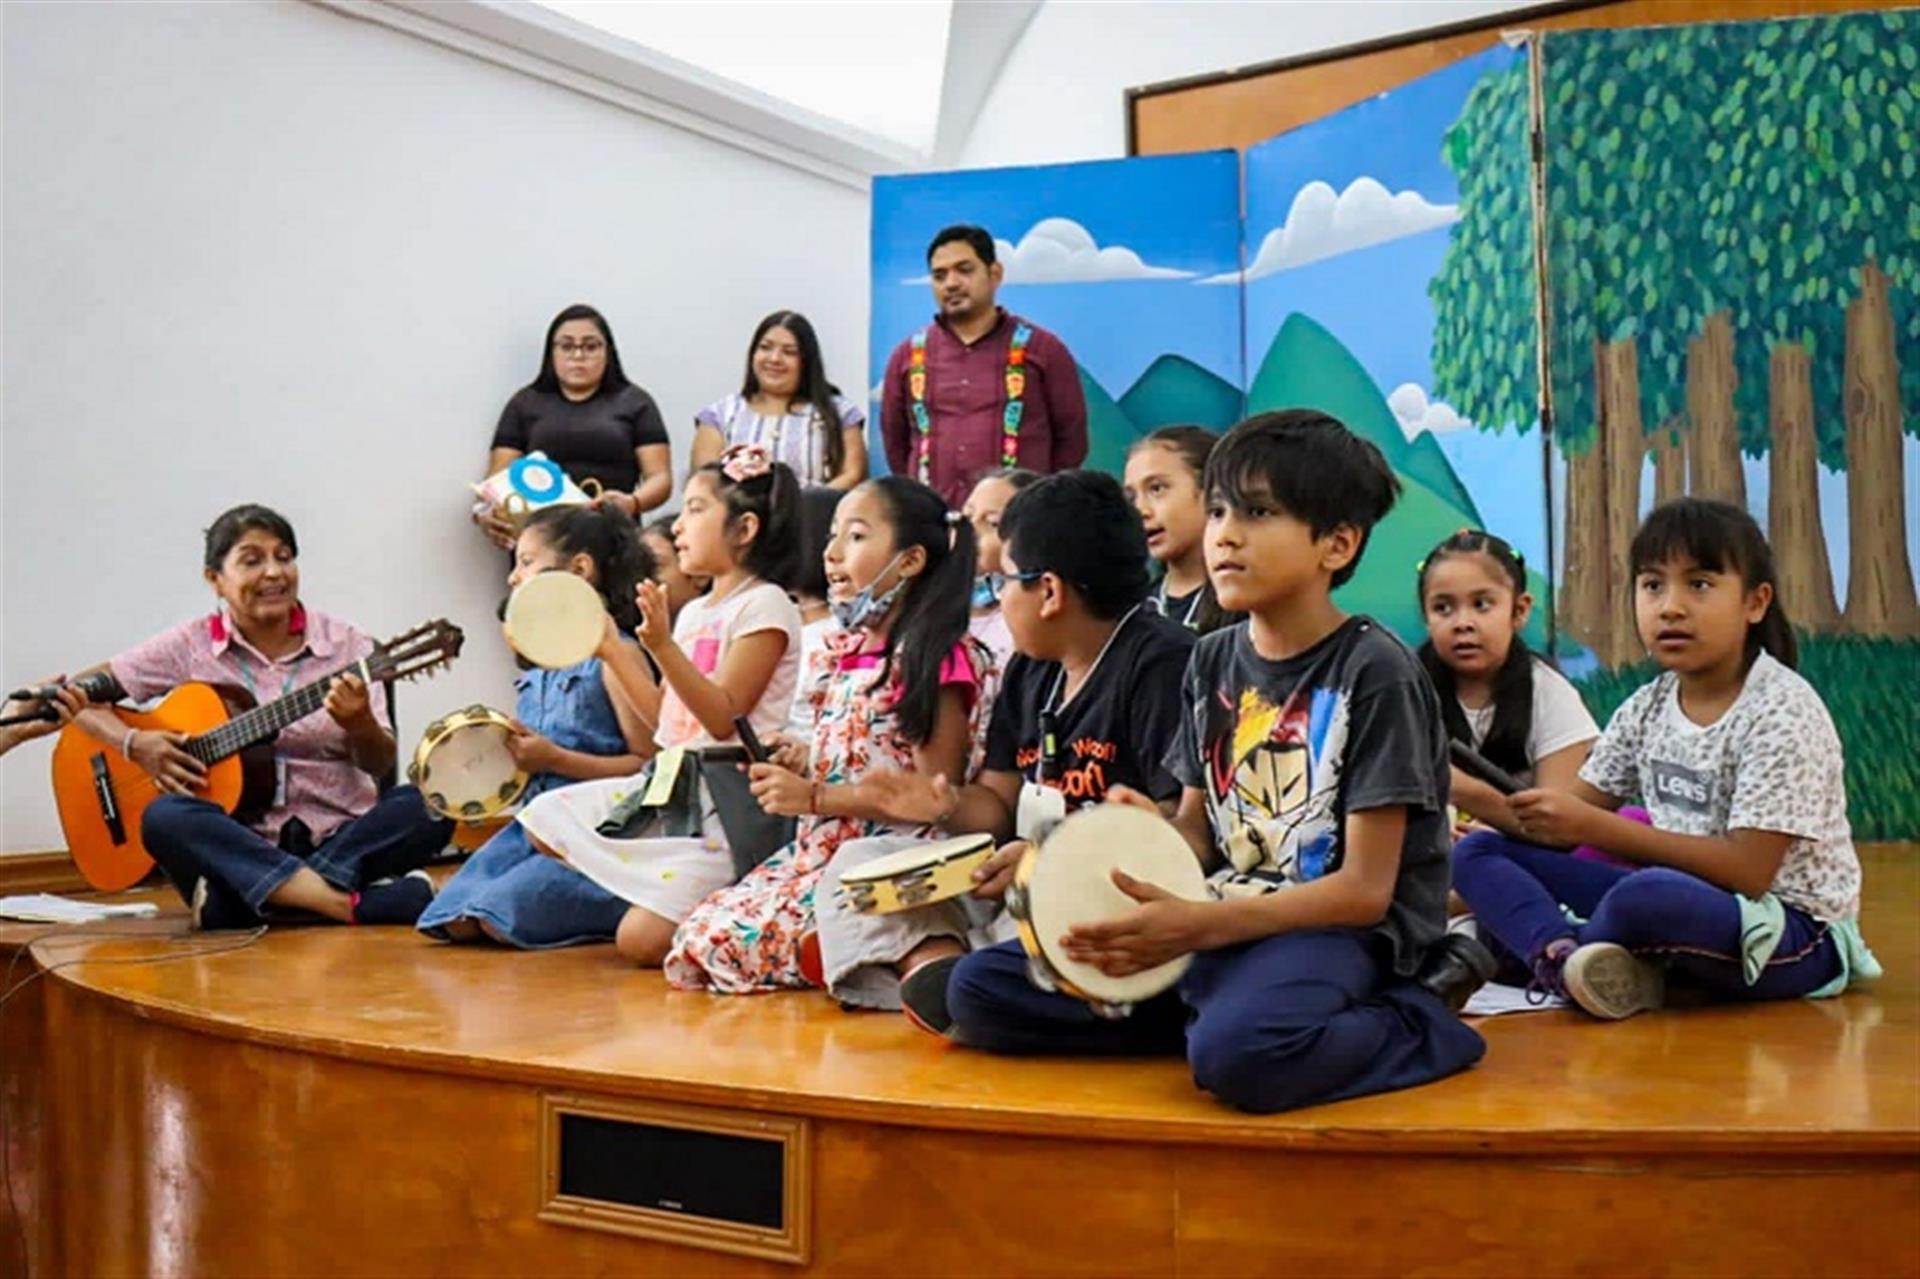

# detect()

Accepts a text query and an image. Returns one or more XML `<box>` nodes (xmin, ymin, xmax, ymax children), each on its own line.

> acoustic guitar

<box><xmin>51</xmin><ymin>619</ymin><xmax>464</xmax><ymax>891</ymax></box>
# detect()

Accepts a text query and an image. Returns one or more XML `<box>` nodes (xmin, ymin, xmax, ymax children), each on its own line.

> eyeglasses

<box><xmin>553</xmin><ymin>339</ymin><xmax>606</xmax><ymax>357</ymax></box>
<box><xmin>990</xmin><ymin>568</ymin><xmax>1046</xmax><ymax>597</ymax></box>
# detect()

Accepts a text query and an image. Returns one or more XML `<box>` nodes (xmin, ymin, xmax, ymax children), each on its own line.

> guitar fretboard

<box><xmin>184</xmin><ymin>659</ymin><xmax>371</xmax><ymax>765</ymax></box>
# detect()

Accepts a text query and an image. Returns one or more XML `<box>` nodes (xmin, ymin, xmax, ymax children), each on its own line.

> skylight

<box><xmin>533</xmin><ymin>0</ymin><xmax>952</xmax><ymax>154</ymax></box>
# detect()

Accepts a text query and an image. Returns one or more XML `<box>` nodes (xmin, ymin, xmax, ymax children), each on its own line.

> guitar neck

<box><xmin>188</xmin><ymin>658</ymin><xmax>375</xmax><ymax>764</ymax></box>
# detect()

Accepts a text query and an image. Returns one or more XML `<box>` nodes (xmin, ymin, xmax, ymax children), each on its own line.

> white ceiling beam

<box><xmin>931</xmin><ymin>0</ymin><xmax>1043</xmax><ymax>168</ymax></box>
<box><xmin>305</xmin><ymin>0</ymin><xmax>920</xmax><ymax>190</ymax></box>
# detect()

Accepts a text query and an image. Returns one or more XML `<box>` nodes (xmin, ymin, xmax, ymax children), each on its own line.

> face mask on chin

<box><xmin>830</xmin><ymin>552</ymin><xmax>911</xmax><ymax>633</ymax></box>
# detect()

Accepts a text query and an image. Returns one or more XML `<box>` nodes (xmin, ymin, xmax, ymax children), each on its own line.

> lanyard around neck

<box><xmin>1036</xmin><ymin>604</ymin><xmax>1142</xmax><ymax>781</ymax></box>
<box><xmin>1154</xmin><ymin>580</ymin><xmax>1201</xmax><ymax>627</ymax></box>
<box><xmin>237</xmin><ymin>649</ymin><xmax>307</xmax><ymax>706</ymax></box>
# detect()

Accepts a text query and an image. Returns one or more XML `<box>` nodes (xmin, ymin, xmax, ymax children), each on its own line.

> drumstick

<box><xmin>732</xmin><ymin>714</ymin><xmax>770</xmax><ymax>764</ymax></box>
<box><xmin>1448</xmin><ymin>739</ymin><xmax>1524</xmax><ymax>797</ymax></box>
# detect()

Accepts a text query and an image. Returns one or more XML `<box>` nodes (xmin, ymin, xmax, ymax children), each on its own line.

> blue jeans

<box><xmin>947</xmin><ymin>931</ymin><xmax>1486</xmax><ymax>1114</ymax></box>
<box><xmin>1451</xmin><ymin>830</ymin><xmax>1843</xmax><ymax>999</ymax></box>
<box><xmin>415</xmin><ymin>821</ymin><xmax>628</xmax><ymax>949</ymax></box>
<box><xmin>143</xmin><ymin>786</ymin><xmax>450</xmax><ymax>917</ymax></box>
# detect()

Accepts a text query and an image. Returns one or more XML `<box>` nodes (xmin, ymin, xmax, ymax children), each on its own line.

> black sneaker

<box><xmin>190</xmin><ymin>877</ymin><xmax>261</xmax><ymax>932</ymax></box>
<box><xmin>899</xmin><ymin>954</ymin><xmax>962</xmax><ymax>1038</ymax></box>
<box><xmin>351</xmin><ymin>870</ymin><xmax>435</xmax><ymax>926</ymax></box>
<box><xmin>1416</xmin><ymin>932</ymin><xmax>1498</xmax><ymax>1013</ymax></box>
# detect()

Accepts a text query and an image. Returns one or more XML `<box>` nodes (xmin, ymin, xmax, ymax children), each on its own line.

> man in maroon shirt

<box><xmin>881</xmin><ymin>225</ymin><xmax>1088</xmax><ymax>507</ymax></box>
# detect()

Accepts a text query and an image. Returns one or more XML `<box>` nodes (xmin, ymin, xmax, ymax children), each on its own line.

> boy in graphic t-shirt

<box><xmin>836</xmin><ymin>470</ymin><xmax>1194</xmax><ymax>1031</ymax></box>
<box><xmin>942</xmin><ymin>412</ymin><xmax>1490</xmax><ymax>1114</ymax></box>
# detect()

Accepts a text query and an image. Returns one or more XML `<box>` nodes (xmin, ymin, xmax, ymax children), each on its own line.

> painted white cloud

<box><xmin>1388</xmin><ymin>383</ymin><xmax>1474</xmax><ymax>439</ymax></box>
<box><xmin>1201</xmin><ymin>177</ymin><xmax>1459</xmax><ymax>284</ymax></box>
<box><xmin>903</xmin><ymin>217</ymin><xmax>1193</xmax><ymax>286</ymax></box>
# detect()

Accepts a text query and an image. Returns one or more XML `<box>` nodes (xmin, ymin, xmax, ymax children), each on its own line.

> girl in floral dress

<box><xmin>663</xmin><ymin>476</ymin><xmax>995</xmax><ymax>994</ymax></box>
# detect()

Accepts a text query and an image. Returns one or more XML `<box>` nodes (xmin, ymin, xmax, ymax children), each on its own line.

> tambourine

<box><xmin>409</xmin><ymin>705</ymin><xmax>528</xmax><ymax>821</ymax></box>
<box><xmin>503</xmin><ymin>570</ymin><xmax>606</xmax><ymax>669</ymax></box>
<box><xmin>473</xmin><ymin>451</ymin><xmax>602</xmax><ymax>528</ymax></box>
<box><xmin>836</xmin><ymin>834</ymin><xmax>996</xmax><ymax>915</ymax></box>
<box><xmin>1004</xmin><ymin>804</ymin><xmax>1209</xmax><ymax>1015</ymax></box>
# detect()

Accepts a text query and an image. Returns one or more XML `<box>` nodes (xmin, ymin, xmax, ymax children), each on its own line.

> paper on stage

<box><xmin>0</xmin><ymin>893</ymin><xmax>161</xmax><ymax>924</ymax></box>
<box><xmin>1462</xmin><ymin>981</ymin><xmax>1567</xmax><ymax>1016</ymax></box>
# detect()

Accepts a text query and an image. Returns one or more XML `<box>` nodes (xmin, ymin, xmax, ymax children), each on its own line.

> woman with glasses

<box><xmin>475</xmin><ymin>304</ymin><xmax>673</xmax><ymax>548</ymax></box>
<box><xmin>688</xmin><ymin>310</ymin><xmax>867</xmax><ymax>490</ymax></box>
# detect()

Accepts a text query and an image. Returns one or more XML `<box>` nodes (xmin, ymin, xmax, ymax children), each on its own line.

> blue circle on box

<box><xmin>508</xmin><ymin>456</ymin><xmax>565</xmax><ymax>502</ymax></box>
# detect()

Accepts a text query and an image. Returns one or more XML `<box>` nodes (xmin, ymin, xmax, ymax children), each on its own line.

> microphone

<box><xmin>5</xmin><ymin>670</ymin><xmax>122</xmax><ymax>704</ymax></box>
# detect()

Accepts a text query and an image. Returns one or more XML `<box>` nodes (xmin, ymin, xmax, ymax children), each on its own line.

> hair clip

<box><xmin>719</xmin><ymin>443</ymin><xmax>772</xmax><ymax>484</ymax></box>
<box><xmin>944</xmin><ymin>509</ymin><xmax>964</xmax><ymax>526</ymax></box>
<box><xmin>1416</xmin><ymin>557</ymin><xmax>1429</xmax><ymax>574</ymax></box>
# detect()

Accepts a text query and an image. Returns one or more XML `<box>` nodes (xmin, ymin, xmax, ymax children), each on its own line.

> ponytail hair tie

<box><xmin>944</xmin><ymin>509</ymin><xmax>964</xmax><ymax>527</ymax></box>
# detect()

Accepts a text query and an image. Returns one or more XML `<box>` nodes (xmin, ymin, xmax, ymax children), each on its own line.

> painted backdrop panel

<box><xmin>1527</xmin><ymin>11</ymin><xmax>1920</xmax><ymax>837</ymax></box>
<box><xmin>870</xmin><ymin>152</ymin><xmax>1245</xmax><ymax>480</ymax></box>
<box><xmin>1243</xmin><ymin>46</ymin><xmax>1551</xmax><ymax>645</ymax></box>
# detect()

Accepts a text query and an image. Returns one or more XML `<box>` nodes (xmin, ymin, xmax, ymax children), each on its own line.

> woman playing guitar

<box><xmin>68</xmin><ymin>505</ymin><xmax>453</xmax><ymax>929</ymax></box>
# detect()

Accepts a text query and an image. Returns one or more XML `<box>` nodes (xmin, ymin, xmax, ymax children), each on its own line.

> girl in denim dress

<box><xmin>418</xmin><ymin>506</ymin><xmax>658</xmax><ymax>947</ymax></box>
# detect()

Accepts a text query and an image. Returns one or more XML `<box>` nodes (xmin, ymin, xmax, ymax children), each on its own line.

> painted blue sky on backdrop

<box><xmin>869</xmin><ymin>151</ymin><xmax>1244</xmax><ymax>400</ymax></box>
<box><xmin>1240</xmin><ymin>45</ymin><xmax>1552</xmax><ymax>572</ymax></box>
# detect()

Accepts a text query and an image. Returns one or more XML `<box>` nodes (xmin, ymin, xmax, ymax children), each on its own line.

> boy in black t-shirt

<box><xmin>943</xmin><ymin>412</ymin><xmax>1490</xmax><ymax>1113</ymax></box>
<box><xmin>865</xmin><ymin>471</ymin><xmax>1194</xmax><ymax>1032</ymax></box>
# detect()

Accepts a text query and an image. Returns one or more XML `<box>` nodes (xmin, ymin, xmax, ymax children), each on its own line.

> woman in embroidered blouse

<box><xmin>689</xmin><ymin>311</ymin><xmax>867</xmax><ymax>490</ymax></box>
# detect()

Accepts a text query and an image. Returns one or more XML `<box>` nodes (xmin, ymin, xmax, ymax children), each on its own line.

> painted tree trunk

<box><xmin>1651</xmin><ymin>416</ymin><xmax>1687</xmax><ymax>507</ymax></box>
<box><xmin>1767</xmin><ymin>343</ymin><xmax>1840</xmax><ymax>632</ymax></box>
<box><xmin>1599</xmin><ymin>337</ymin><xmax>1645</xmax><ymax>667</ymax></box>
<box><xmin>1687</xmin><ymin>309</ymin><xmax>1745</xmax><ymax>506</ymax></box>
<box><xmin>1559</xmin><ymin>338</ymin><xmax>1611</xmax><ymax>655</ymax></box>
<box><xmin>1843</xmin><ymin>260</ymin><xmax>1920</xmax><ymax>636</ymax></box>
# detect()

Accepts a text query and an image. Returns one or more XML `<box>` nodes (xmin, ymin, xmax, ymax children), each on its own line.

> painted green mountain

<box><xmin>1246</xmin><ymin>312</ymin><xmax>1544</xmax><ymax>645</ymax></box>
<box><xmin>1248</xmin><ymin>313</ymin><xmax>1481</xmax><ymax>521</ymax></box>
<box><xmin>1118</xmin><ymin>354</ymin><xmax>1245</xmax><ymax>432</ymax></box>
<box><xmin>1079</xmin><ymin>366</ymin><xmax>1144</xmax><ymax>479</ymax></box>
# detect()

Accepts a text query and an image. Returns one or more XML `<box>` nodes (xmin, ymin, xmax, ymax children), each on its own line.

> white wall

<box><xmin>955</xmin><ymin>0</ymin><xmax>1542</xmax><ymax>169</ymax></box>
<box><xmin>0</xmin><ymin>0</ymin><xmax>868</xmax><ymax>851</ymax></box>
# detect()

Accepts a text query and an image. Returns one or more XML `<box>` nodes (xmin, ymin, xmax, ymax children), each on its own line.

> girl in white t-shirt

<box><xmin>1417</xmin><ymin>530</ymin><xmax>1598</xmax><ymax>832</ymax></box>
<box><xmin>1452</xmin><ymin>500</ymin><xmax>1876</xmax><ymax>1021</ymax></box>
<box><xmin>519</xmin><ymin>445</ymin><xmax>803</xmax><ymax>963</ymax></box>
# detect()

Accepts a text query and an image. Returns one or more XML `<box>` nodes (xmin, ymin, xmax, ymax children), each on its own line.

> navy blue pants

<box><xmin>1451</xmin><ymin>830</ymin><xmax>1842</xmax><ymax>999</ymax></box>
<box><xmin>144</xmin><ymin>786</ymin><xmax>451</xmax><ymax>919</ymax></box>
<box><xmin>947</xmin><ymin>931</ymin><xmax>1486</xmax><ymax>1114</ymax></box>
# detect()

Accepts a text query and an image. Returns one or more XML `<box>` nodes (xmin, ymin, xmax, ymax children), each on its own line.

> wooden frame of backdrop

<box><xmin>1125</xmin><ymin>0</ymin><xmax>1897</xmax><ymax>156</ymax></box>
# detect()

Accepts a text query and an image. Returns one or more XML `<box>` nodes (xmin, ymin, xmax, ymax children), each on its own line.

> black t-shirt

<box><xmin>983</xmin><ymin>609</ymin><xmax>1195</xmax><ymax>808</ymax></box>
<box><xmin>1152</xmin><ymin>583</ymin><xmax>1203</xmax><ymax>630</ymax></box>
<box><xmin>492</xmin><ymin>383</ymin><xmax>669</xmax><ymax>494</ymax></box>
<box><xmin>1167</xmin><ymin>616</ymin><xmax>1450</xmax><ymax>976</ymax></box>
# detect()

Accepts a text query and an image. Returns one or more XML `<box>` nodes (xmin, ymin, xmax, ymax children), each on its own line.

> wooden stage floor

<box><xmin>7</xmin><ymin>845</ymin><xmax>1918</xmax><ymax>1275</ymax></box>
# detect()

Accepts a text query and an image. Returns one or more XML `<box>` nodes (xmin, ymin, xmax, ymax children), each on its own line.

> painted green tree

<box><xmin>1429</xmin><ymin>58</ymin><xmax>1536</xmax><ymax>444</ymax></box>
<box><xmin>1432</xmin><ymin>11</ymin><xmax>1920</xmax><ymax>667</ymax></box>
<box><xmin>1706</xmin><ymin>11</ymin><xmax>1920</xmax><ymax>634</ymax></box>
